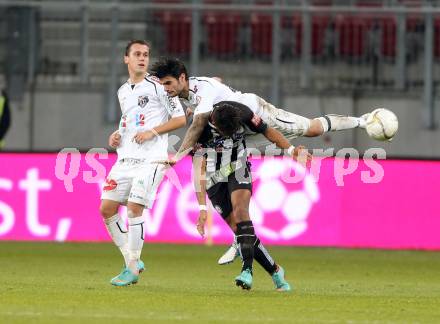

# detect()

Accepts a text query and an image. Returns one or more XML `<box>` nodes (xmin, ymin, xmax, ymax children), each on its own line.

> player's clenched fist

<box><xmin>108</xmin><ymin>130</ymin><xmax>121</xmax><ymax>148</ymax></box>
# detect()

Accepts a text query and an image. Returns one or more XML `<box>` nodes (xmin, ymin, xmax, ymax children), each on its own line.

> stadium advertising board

<box><xmin>0</xmin><ymin>153</ymin><xmax>438</xmax><ymax>249</ymax></box>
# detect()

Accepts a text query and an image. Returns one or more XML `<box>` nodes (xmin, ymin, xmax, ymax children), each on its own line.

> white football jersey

<box><xmin>182</xmin><ymin>77</ymin><xmax>243</xmax><ymax>115</ymax></box>
<box><xmin>116</xmin><ymin>76</ymin><xmax>184</xmax><ymax>161</ymax></box>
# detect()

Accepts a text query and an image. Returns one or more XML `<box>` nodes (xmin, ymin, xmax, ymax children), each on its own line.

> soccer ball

<box><xmin>366</xmin><ymin>108</ymin><xmax>399</xmax><ymax>141</ymax></box>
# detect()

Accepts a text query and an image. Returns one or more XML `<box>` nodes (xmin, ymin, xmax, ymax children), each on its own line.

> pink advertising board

<box><xmin>0</xmin><ymin>152</ymin><xmax>439</xmax><ymax>249</ymax></box>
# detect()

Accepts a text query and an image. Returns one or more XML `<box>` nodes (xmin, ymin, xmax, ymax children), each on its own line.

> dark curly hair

<box><xmin>211</xmin><ymin>101</ymin><xmax>247</xmax><ymax>137</ymax></box>
<box><xmin>150</xmin><ymin>57</ymin><xmax>188</xmax><ymax>80</ymax></box>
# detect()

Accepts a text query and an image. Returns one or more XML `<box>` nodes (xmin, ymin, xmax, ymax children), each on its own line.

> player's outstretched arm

<box><xmin>153</xmin><ymin>115</ymin><xmax>186</xmax><ymax>135</ymax></box>
<box><xmin>133</xmin><ymin>116</ymin><xmax>186</xmax><ymax>144</ymax></box>
<box><xmin>263</xmin><ymin>127</ymin><xmax>312</xmax><ymax>162</ymax></box>
<box><xmin>174</xmin><ymin>112</ymin><xmax>211</xmax><ymax>163</ymax></box>
<box><xmin>193</xmin><ymin>155</ymin><xmax>208</xmax><ymax>237</ymax></box>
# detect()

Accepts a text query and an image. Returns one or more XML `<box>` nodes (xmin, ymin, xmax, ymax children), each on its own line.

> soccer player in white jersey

<box><xmin>151</xmin><ymin>57</ymin><xmax>373</xmax><ymax>265</ymax></box>
<box><xmin>100</xmin><ymin>40</ymin><xmax>186</xmax><ymax>286</ymax></box>
<box><xmin>151</xmin><ymin>57</ymin><xmax>372</xmax><ymax>147</ymax></box>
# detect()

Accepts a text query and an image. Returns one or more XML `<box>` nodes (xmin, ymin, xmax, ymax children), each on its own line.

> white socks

<box><xmin>127</xmin><ymin>214</ymin><xmax>145</xmax><ymax>262</ymax></box>
<box><xmin>317</xmin><ymin>114</ymin><xmax>365</xmax><ymax>132</ymax></box>
<box><xmin>104</xmin><ymin>213</ymin><xmax>129</xmax><ymax>266</ymax></box>
<box><xmin>104</xmin><ymin>212</ymin><xmax>145</xmax><ymax>268</ymax></box>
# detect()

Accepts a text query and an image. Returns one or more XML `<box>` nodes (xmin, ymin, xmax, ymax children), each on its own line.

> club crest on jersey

<box><xmin>138</xmin><ymin>95</ymin><xmax>149</xmax><ymax>108</ymax></box>
<box><xmin>167</xmin><ymin>95</ymin><xmax>177</xmax><ymax>110</ymax></box>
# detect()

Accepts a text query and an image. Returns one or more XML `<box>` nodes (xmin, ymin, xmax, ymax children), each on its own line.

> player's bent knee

<box><xmin>127</xmin><ymin>203</ymin><xmax>144</xmax><ymax>217</ymax></box>
<box><xmin>127</xmin><ymin>208</ymin><xmax>144</xmax><ymax>219</ymax></box>
<box><xmin>99</xmin><ymin>200</ymin><xmax>119</xmax><ymax>219</ymax></box>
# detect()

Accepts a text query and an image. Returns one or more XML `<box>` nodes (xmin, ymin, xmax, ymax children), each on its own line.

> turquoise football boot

<box><xmin>235</xmin><ymin>268</ymin><xmax>253</xmax><ymax>290</ymax></box>
<box><xmin>110</xmin><ymin>260</ymin><xmax>145</xmax><ymax>286</ymax></box>
<box><xmin>271</xmin><ymin>266</ymin><xmax>292</xmax><ymax>292</ymax></box>
<box><xmin>110</xmin><ymin>267</ymin><xmax>139</xmax><ymax>286</ymax></box>
<box><xmin>137</xmin><ymin>260</ymin><xmax>145</xmax><ymax>273</ymax></box>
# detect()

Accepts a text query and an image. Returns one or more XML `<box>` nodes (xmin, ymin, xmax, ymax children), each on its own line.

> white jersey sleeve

<box><xmin>116</xmin><ymin>86</ymin><xmax>124</xmax><ymax>112</ymax></box>
<box><xmin>192</xmin><ymin>81</ymin><xmax>217</xmax><ymax>116</ymax></box>
<box><xmin>187</xmin><ymin>77</ymin><xmax>240</xmax><ymax>116</ymax></box>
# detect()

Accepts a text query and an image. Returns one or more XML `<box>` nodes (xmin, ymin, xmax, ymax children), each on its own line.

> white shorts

<box><xmin>230</xmin><ymin>93</ymin><xmax>311</xmax><ymax>148</ymax></box>
<box><xmin>101</xmin><ymin>158</ymin><xmax>166</xmax><ymax>208</ymax></box>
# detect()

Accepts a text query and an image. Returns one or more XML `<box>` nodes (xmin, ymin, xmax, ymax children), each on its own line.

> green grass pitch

<box><xmin>1</xmin><ymin>242</ymin><xmax>439</xmax><ymax>323</ymax></box>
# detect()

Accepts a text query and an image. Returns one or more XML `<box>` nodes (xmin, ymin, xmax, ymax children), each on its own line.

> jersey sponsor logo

<box><xmin>120</xmin><ymin>115</ymin><xmax>127</xmax><ymax>128</ymax></box>
<box><xmin>129</xmin><ymin>192</ymin><xmax>144</xmax><ymax>201</ymax></box>
<box><xmin>136</xmin><ymin>113</ymin><xmax>145</xmax><ymax>126</ymax></box>
<box><xmin>214</xmin><ymin>205</ymin><xmax>223</xmax><ymax>215</ymax></box>
<box><xmin>103</xmin><ymin>178</ymin><xmax>117</xmax><ymax>191</ymax></box>
<box><xmin>138</xmin><ymin>95</ymin><xmax>149</xmax><ymax>108</ymax></box>
<box><xmin>251</xmin><ymin>114</ymin><xmax>262</xmax><ymax>127</ymax></box>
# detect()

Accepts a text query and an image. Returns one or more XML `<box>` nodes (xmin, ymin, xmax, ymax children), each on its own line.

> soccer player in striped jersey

<box><xmin>190</xmin><ymin>100</ymin><xmax>311</xmax><ymax>290</ymax></box>
<box><xmin>101</xmin><ymin>40</ymin><xmax>186</xmax><ymax>286</ymax></box>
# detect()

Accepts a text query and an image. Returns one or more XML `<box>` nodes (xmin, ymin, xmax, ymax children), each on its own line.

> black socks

<box><xmin>236</xmin><ymin>221</ymin><xmax>256</xmax><ymax>272</ymax></box>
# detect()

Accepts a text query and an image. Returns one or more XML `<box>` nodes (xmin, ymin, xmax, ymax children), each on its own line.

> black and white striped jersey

<box><xmin>195</xmin><ymin>102</ymin><xmax>268</xmax><ymax>174</ymax></box>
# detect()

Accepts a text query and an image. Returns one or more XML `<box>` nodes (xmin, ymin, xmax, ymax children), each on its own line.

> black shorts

<box><xmin>206</xmin><ymin>164</ymin><xmax>252</xmax><ymax>219</ymax></box>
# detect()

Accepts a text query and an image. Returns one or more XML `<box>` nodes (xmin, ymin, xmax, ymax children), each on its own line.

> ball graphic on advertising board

<box><xmin>251</xmin><ymin>158</ymin><xmax>319</xmax><ymax>240</ymax></box>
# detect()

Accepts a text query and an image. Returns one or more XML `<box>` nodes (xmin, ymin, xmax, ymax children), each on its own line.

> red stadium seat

<box><xmin>249</xmin><ymin>0</ymin><xmax>281</xmax><ymax>57</ymax></box>
<box><xmin>354</xmin><ymin>0</ymin><xmax>384</xmax><ymax>7</ymax></box>
<box><xmin>199</xmin><ymin>0</ymin><xmax>243</xmax><ymax>57</ymax></box>
<box><xmin>203</xmin><ymin>12</ymin><xmax>242</xmax><ymax>57</ymax></box>
<box><xmin>378</xmin><ymin>15</ymin><xmax>422</xmax><ymax>59</ymax></box>
<box><xmin>335</xmin><ymin>15</ymin><xmax>371</xmax><ymax>58</ymax></box>
<box><xmin>160</xmin><ymin>12</ymin><xmax>192</xmax><ymax>56</ymax></box>
<box><xmin>250</xmin><ymin>13</ymin><xmax>273</xmax><ymax>57</ymax></box>
<box><xmin>379</xmin><ymin>16</ymin><xmax>396</xmax><ymax>58</ymax></box>
<box><xmin>292</xmin><ymin>15</ymin><xmax>330</xmax><ymax>57</ymax></box>
<box><xmin>154</xmin><ymin>0</ymin><xmax>191</xmax><ymax>56</ymax></box>
<box><xmin>250</xmin><ymin>14</ymin><xmax>329</xmax><ymax>58</ymax></box>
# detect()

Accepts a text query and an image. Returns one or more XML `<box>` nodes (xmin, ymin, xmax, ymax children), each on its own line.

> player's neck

<box><xmin>179</xmin><ymin>82</ymin><xmax>190</xmax><ymax>99</ymax></box>
<box><xmin>129</xmin><ymin>72</ymin><xmax>146</xmax><ymax>85</ymax></box>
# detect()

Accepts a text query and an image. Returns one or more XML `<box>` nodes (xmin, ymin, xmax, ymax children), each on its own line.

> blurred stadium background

<box><xmin>1</xmin><ymin>1</ymin><xmax>440</xmax><ymax>322</ymax></box>
<box><xmin>0</xmin><ymin>0</ymin><xmax>439</xmax><ymax>156</ymax></box>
